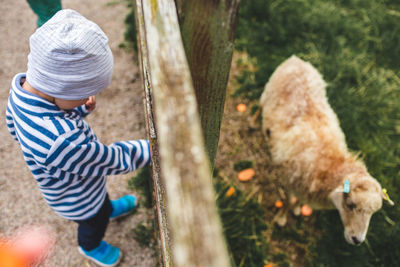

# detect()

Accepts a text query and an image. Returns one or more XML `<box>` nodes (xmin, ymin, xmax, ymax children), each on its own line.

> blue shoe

<box><xmin>109</xmin><ymin>195</ymin><xmax>137</xmax><ymax>220</ymax></box>
<box><xmin>78</xmin><ymin>240</ymin><xmax>122</xmax><ymax>267</ymax></box>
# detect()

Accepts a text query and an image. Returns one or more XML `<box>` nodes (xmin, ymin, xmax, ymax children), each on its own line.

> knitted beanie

<box><xmin>26</xmin><ymin>9</ymin><xmax>113</xmax><ymax>100</ymax></box>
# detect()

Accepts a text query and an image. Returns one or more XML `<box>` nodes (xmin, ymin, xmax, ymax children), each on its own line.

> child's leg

<box><xmin>75</xmin><ymin>194</ymin><xmax>112</xmax><ymax>251</ymax></box>
<box><xmin>75</xmin><ymin>195</ymin><xmax>122</xmax><ymax>266</ymax></box>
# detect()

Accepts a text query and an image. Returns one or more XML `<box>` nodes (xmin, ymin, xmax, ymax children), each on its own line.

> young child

<box><xmin>5</xmin><ymin>9</ymin><xmax>151</xmax><ymax>267</ymax></box>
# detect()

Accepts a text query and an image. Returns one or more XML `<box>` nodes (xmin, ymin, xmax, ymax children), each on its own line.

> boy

<box><xmin>5</xmin><ymin>9</ymin><xmax>151</xmax><ymax>267</ymax></box>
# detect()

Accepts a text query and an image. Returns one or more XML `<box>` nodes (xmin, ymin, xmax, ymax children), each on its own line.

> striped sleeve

<box><xmin>74</xmin><ymin>104</ymin><xmax>91</xmax><ymax>118</ymax></box>
<box><xmin>5</xmin><ymin>105</ymin><xmax>19</xmax><ymax>142</ymax></box>
<box><xmin>45</xmin><ymin>130</ymin><xmax>151</xmax><ymax>178</ymax></box>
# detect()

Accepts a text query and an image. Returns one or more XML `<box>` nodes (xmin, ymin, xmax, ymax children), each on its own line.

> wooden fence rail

<box><xmin>135</xmin><ymin>0</ymin><xmax>231</xmax><ymax>266</ymax></box>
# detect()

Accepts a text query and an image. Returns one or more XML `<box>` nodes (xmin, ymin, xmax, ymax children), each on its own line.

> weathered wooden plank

<box><xmin>176</xmin><ymin>0</ymin><xmax>241</xmax><ymax>168</ymax></box>
<box><xmin>135</xmin><ymin>1</ymin><xmax>173</xmax><ymax>266</ymax></box>
<box><xmin>136</xmin><ymin>0</ymin><xmax>231</xmax><ymax>266</ymax></box>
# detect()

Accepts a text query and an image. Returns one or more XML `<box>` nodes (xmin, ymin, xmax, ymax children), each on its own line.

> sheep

<box><xmin>257</xmin><ymin>55</ymin><xmax>393</xmax><ymax>245</ymax></box>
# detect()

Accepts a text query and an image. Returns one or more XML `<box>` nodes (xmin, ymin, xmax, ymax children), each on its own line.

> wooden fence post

<box><xmin>175</xmin><ymin>0</ymin><xmax>241</xmax><ymax>168</ymax></box>
<box><xmin>135</xmin><ymin>0</ymin><xmax>172</xmax><ymax>265</ymax></box>
<box><xmin>135</xmin><ymin>0</ymin><xmax>231</xmax><ymax>266</ymax></box>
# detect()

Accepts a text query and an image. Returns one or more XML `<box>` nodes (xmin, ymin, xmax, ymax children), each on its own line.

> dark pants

<box><xmin>74</xmin><ymin>195</ymin><xmax>112</xmax><ymax>251</ymax></box>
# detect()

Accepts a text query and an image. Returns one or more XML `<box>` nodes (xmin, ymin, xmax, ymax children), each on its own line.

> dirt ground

<box><xmin>0</xmin><ymin>0</ymin><xmax>155</xmax><ymax>266</ymax></box>
<box><xmin>0</xmin><ymin>0</ymin><xmax>301</xmax><ymax>266</ymax></box>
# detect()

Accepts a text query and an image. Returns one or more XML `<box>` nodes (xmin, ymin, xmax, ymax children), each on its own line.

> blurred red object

<box><xmin>0</xmin><ymin>241</ymin><xmax>26</xmax><ymax>267</ymax></box>
<box><xmin>0</xmin><ymin>226</ymin><xmax>55</xmax><ymax>267</ymax></box>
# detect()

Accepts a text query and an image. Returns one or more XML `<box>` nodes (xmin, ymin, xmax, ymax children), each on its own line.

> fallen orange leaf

<box><xmin>226</xmin><ymin>187</ymin><xmax>235</xmax><ymax>197</ymax></box>
<box><xmin>237</xmin><ymin>168</ymin><xmax>255</xmax><ymax>182</ymax></box>
<box><xmin>301</xmin><ymin>204</ymin><xmax>313</xmax><ymax>216</ymax></box>
<box><xmin>274</xmin><ymin>200</ymin><xmax>283</xmax><ymax>208</ymax></box>
<box><xmin>236</xmin><ymin>103</ymin><xmax>247</xmax><ymax>112</ymax></box>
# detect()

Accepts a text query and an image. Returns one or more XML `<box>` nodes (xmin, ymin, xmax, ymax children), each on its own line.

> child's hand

<box><xmin>85</xmin><ymin>96</ymin><xmax>96</xmax><ymax>112</ymax></box>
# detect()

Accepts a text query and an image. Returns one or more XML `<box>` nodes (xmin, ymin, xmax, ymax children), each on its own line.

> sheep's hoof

<box><xmin>276</xmin><ymin>215</ymin><xmax>287</xmax><ymax>227</ymax></box>
<box><xmin>293</xmin><ymin>205</ymin><xmax>301</xmax><ymax>216</ymax></box>
<box><xmin>274</xmin><ymin>212</ymin><xmax>287</xmax><ymax>227</ymax></box>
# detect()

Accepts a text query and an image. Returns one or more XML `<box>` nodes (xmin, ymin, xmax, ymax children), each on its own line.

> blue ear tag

<box><xmin>344</xmin><ymin>180</ymin><xmax>350</xmax><ymax>194</ymax></box>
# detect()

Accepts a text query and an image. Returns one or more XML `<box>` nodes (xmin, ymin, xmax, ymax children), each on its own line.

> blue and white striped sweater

<box><xmin>6</xmin><ymin>73</ymin><xmax>151</xmax><ymax>220</ymax></box>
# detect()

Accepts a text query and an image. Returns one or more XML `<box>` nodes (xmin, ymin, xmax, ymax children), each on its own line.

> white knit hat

<box><xmin>26</xmin><ymin>9</ymin><xmax>113</xmax><ymax>100</ymax></box>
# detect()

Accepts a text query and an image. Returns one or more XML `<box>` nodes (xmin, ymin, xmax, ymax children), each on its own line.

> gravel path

<box><xmin>0</xmin><ymin>0</ymin><xmax>155</xmax><ymax>266</ymax></box>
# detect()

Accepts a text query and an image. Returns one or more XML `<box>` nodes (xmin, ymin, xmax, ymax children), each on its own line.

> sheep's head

<box><xmin>329</xmin><ymin>177</ymin><xmax>390</xmax><ymax>245</ymax></box>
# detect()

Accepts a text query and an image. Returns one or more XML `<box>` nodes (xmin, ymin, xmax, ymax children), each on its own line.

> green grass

<box><xmin>123</xmin><ymin>0</ymin><xmax>400</xmax><ymax>264</ymax></box>
<box><xmin>120</xmin><ymin>0</ymin><xmax>137</xmax><ymax>51</ymax></box>
<box><xmin>128</xmin><ymin>167</ymin><xmax>272</xmax><ymax>266</ymax></box>
<box><xmin>233</xmin><ymin>160</ymin><xmax>254</xmax><ymax>171</ymax></box>
<box><xmin>235</xmin><ymin>0</ymin><xmax>400</xmax><ymax>265</ymax></box>
<box><xmin>128</xmin><ymin>166</ymin><xmax>153</xmax><ymax>208</ymax></box>
<box><xmin>214</xmin><ymin>173</ymin><xmax>270</xmax><ymax>266</ymax></box>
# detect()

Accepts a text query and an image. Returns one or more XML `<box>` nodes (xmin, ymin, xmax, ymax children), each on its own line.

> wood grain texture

<box><xmin>176</xmin><ymin>0</ymin><xmax>240</xmax><ymax>168</ymax></box>
<box><xmin>136</xmin><ymin>0</ymin><xmax>231</xmax><ymax>266</ymax></box>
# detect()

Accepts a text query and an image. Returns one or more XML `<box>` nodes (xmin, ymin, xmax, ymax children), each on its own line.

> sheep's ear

<box><xmin>329</xmin><ymin>189</ymin><xmax>344</xmax><ymax>208</ymax></box>
<box><xmin>382</xmin><ymin>189</ymin><xmax>395</xmax><ymax>206</ymax></box>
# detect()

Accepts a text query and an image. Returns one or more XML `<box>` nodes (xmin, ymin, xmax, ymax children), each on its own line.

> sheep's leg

<box><xmin>293</xmin><ymin>205</ymin><xmax>301</xmax><ymax>216</ymax></box>
<box><xmin>288</xmin><ymin>193</ymin><xmax>301</xmax><ymax>216</ymax></box>
<box><xmin>273</xmin><ymin>208</ymin><xmax>288</xmax><ymax>227</ymax></box>
<box><xmin>250</xmin><ymin>106</ymin><xmax>262</xmax><ymax>129</ymax></box>
<box><xmin>273</xmin><ymin>188</ymin><xmax>289</xmax><ymax>226</ymax></box>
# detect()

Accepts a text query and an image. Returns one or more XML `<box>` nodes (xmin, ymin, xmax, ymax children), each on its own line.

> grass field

<box><xmin>235</xmin><ymin>0</ymin><xmax>400</xmax><ymax>266</ymax></box>
<box><xmin>124</xmin><ymin>0</ymin><xmax>400</xmax><ymax>265</ymax></box>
